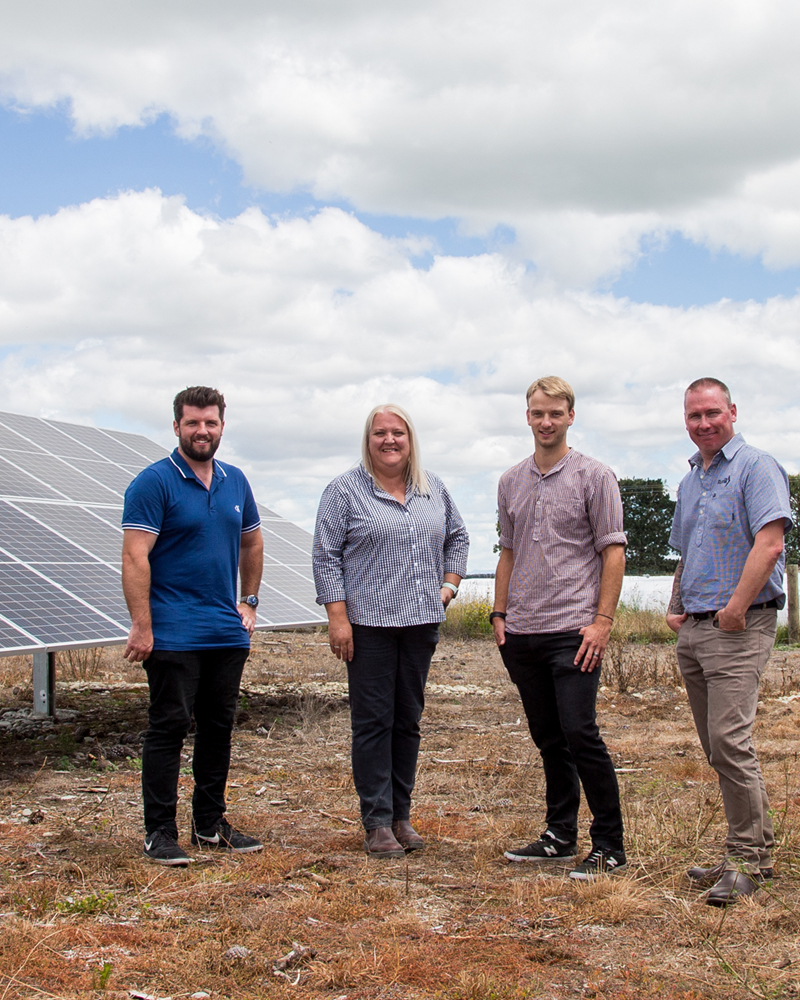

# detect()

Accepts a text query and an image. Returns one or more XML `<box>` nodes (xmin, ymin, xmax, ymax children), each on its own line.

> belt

<box><xmin>689</xmin><ymin>598</ymin><xmax>779</xmax><ymax>621</ymax></box>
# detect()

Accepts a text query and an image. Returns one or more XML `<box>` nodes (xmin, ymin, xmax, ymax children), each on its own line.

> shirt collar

<box><xmin>169</xmin><ymin>447</ymin><xmax>224</xmax><ymax>483</ymax></box>
<box><xmin>529</xmin><ymin>447</ymin><xmax>574</xmax><ymax>478</ymax></box>
<box><xmin>359</xmin><ymin>462</ymin><xmax>412</xmax><ymax>500</ymax></box>
<box><xmin>688</xmin><ymin>432</ymin><xmax>746</xmax><ymax>470</ymax></box>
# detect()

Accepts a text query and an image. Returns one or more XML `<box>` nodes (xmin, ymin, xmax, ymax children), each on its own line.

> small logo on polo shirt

<box><xmin>235</xmin><ymin>505</ymin><xmax>241</xmax><ymax>512</ymax></box>
<box><xmin>717</xmin><ymin>476</ymin><xmax>731</xmax><ymax>486</ymax></box>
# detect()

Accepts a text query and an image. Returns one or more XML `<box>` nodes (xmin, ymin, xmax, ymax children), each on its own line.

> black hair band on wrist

<box><xmin>489</xmin><ymin>612</ymin><xmax>507</xmax><ymax>622</ymax></box>
<box><xmin>596</xmin><ymin>613</ymin><xmax>614</xmax><ymax>621</ymax></box>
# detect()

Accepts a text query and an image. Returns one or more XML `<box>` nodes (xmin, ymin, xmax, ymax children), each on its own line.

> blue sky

<box><xmin>0</xmin><ymin>106</ymin><xmax>506</xmax><ymax>260</ymax></box>
<box><xmin>5</xmin><ymin>104</ymin><xmax>799</xmax><ymax>308</ymax></box>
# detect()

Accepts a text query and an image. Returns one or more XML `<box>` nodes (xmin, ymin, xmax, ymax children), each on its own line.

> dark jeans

<box><xmin>500</xmin><ymin>631</ymin><xmax>623</xmax><ymax>851</ymax></box>
<box><xmin>142</xmin><ymin>648</ymin><xmax>249</xmax><ymax>836</ymax></box>
<box><xmin>347</xmin><ymin>623</ymin><xmax>439</xmax><ymax>830</ymax></box>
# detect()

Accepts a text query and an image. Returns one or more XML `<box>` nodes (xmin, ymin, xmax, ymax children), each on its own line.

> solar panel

<box><xmin>0</xmin><ymin>409</ymin><xmax>326</xmax><ymax>664</ymax></box>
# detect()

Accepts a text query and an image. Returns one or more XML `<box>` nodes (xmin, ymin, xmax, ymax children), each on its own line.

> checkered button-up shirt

<box><xmin>498</xmin><ymin>449</ymin><xmax>627</xmax><ymax>634</ymax></box>
<box><xmin>669</xmin><ymin>433</ymin><xmax>792</xmax><ymax>613</ymax></box>
<box><xmin>313</xmin><ymin>465</ymin><xmax>469</xmax><ymax>627</ymax></box>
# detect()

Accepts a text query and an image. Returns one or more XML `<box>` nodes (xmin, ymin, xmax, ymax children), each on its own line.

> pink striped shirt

<box><xmin>498</xmin><ymin>449</ymin><xmax>626</xmax><ymax>634</ymax></box>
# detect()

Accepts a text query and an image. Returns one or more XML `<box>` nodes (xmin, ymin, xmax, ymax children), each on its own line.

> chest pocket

<box><xmin>711</xmin><ymin>490</ymin><xmax>737</xmax><ymax>529</ymax></box>
<box><xmin>545</xmin><ymin>498</ymin><xmax>587</xmax><ymax>538</ymax></box>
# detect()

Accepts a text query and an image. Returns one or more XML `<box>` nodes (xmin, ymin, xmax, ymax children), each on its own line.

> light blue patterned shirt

<box><xmin>669</xmin><ymin>434</ymin><xmax>792</xmax><ymax>613</ymax></box>
<box><xmin>313</xmin><ymin>465</ymin><xmax>469</xmax><ymax>627</ymax></box>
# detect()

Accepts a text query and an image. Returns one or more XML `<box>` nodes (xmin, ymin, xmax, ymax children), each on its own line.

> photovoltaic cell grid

<box><xmin>0</xmin><ymin>410</ymin><xmax>324</xmax><ymax>655</ymax></box>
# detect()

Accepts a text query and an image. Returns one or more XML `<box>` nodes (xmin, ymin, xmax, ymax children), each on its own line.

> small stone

<box><xmin>223</xmin><ymin>946</ymin><xmax>251</xmax><ymax>961</ymax></box>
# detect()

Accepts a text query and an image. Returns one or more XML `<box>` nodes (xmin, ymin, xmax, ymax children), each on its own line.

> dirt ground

<box><xmin>2</xmin><ymin>633</ymin><xmax>800</xmax><ymax>999</ymax></box>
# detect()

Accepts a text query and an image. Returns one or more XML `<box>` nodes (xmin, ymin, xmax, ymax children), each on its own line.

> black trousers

<box><xmin>142</xmin><ymin>648</ymin><xmax>249</xmax><ymax>836</ymax></box>
<box><xmin>347</xmin><ymin>623</ymin><xmax>439</xmax><ymax>830</ymax></box>
<box><xmin>500</xmin><ymin>631</ymin><xmax>623</xmax><ymax>851</ymax></box>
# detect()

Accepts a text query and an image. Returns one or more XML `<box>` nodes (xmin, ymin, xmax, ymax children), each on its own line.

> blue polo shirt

<box><xmin>122</xmin><ymin>449</ymin><xmax>261</xmax><ymax>650</ymax></box>
<box><xmin>669</xmin><ymin>434</ymin><xmax>792</xmax><ymax>613</ymax></box>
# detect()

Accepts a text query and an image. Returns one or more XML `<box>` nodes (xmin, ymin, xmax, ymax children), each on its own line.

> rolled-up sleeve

<box><xmin>744</xmin><ymin>455</ymin><xmax>793</xmax><ymax>536</ymax></box>
<box><xmin>589</xmin><ymin>468</ymin><xmax>627</xmax><ymax>553</ymax></box>
<box><xmin>497</xmin><ymin>477</ymin><xmax>514</xmax><ymax>551</ymax></box>
<box><xmin>312</xmin><ymin>482</ymin><xmax>349</xmax><ymax>606</ymax></box>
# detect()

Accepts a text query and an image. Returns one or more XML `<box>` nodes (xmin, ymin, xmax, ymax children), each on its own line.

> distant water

<box><xmin>461</xmin><ymin>576</ymin><xmax>789</xmax><ymax>622</ymax></box>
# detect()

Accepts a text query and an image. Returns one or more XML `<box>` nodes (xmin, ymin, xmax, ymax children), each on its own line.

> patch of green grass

<box><xmin>613</xmin><ymin>600</ymin><xmax>676</xmax><ymax>644</ymax></box>
<box><xmin>774</xmin><ymin>623</ymin><xmax>800</xmax><ymax>648</ymax></box>
<box><xmin>57</xmin><ymin>890</ymin><xmax>116</xmax><ymax>916</ymax></box>
<box><xmin>441</xmin><ymin>597</ymin><xmax>493</xmax><ymax>639</ymax></box>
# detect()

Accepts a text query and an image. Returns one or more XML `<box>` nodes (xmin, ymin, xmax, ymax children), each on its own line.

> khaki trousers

<box><xmin>676</xmin><ymin>609</ymin><xmax>777</xmax><ymax>871</ymax></box>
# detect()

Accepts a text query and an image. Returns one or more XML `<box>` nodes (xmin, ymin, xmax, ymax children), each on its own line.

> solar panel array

<box><xmin>0</xmin><ymin>411</ymin><xmax>325</xmax><ymax>655</ymax></box>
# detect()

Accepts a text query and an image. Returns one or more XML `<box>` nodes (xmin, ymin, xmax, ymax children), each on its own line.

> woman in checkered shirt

<box><xmin>313</xmin><ymin>404</ymin><xmax>469</xmax><ymax>858</ymax></box>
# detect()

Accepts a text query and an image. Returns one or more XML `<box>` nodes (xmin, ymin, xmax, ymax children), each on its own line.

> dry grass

<box><xmin>0</xmin><ymin>634</ymin><xmax>799</xmax><ymax>998</ymax></box>
<box><xmin>443</xmin><ymin>596</ymin><xmax>677</xmax><ymax>646</ymax></box>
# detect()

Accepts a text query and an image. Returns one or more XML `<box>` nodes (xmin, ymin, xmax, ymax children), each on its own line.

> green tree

<box><xmin>618</xmin><ymin>478</ymin><xmax>678</xmax><ymax>575</ymax></box>
<box><xmin>786</xmin><ymin>475</ymin><xmax>800</xmax><ymax>565</ymax></box>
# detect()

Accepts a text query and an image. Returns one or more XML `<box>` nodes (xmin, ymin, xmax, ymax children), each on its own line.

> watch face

<box><xmin>244</xmin><ymin>595</ymin><xmax>259</xmax><ymax>608</ymax></box>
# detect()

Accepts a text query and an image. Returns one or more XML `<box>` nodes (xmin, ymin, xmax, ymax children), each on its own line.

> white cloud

<box><xmin>1</xmin><ymin>191</ymin><xmax>798</xmax><ymax>568</ymax></box>
<box><xmin>3</xmin><ymin>2</ymin><xmax>800</xmax><ymax>282</ymax></box>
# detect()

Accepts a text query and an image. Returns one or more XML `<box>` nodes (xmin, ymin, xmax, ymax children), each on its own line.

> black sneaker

<box><xmin>504</xmin><ymin>830</ymin><xmax>578</xmax><ymax>862</ymax></box>
<box><xmin>569</xmin><ymin>847</ymin><xmax>627</xmax><ymax>880</ymax></box>
<box><xmin>191</xmin><ymin>819</ymin><xmax>263</xmax><ymax>853</ymax></box>
<box><xmin>143</xmin><ymin>828</ymin><xmax>193</xmax><ymax>866</ymax></box>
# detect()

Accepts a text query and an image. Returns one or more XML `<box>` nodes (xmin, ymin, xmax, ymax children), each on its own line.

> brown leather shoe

<box><xmin>363</xmin><ymin>826</ymin><xmax>405</xmax><ymax>859</ymax></box>
<box><xmin>392</xmin><ymin>820</ymin><xmax>425</xmax><ymax>851</ymax></box>
<box><xmin>706</xmin><ymin>869</ymin><xmax>763</xmax><ymax>907</ymax></box>
<box><xmin>688</xmin><ymin>861</ymin><xmax>773</xmax><ymax>887</ymax></box>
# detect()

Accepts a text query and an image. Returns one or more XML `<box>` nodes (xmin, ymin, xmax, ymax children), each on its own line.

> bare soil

<box><xmin>1</xmin><ymin>634</ymin><xmax>800</xmax><ymax>999</ymax></box>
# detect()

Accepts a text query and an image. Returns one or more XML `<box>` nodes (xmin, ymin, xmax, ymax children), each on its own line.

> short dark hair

<box><xmin>173</xmin><ymin>386</ymin><xmax>226</xmax><ymax>423</ymax></box>
<box><xmin>684</xmin><ymin>377</ymin><xmax>732</xmax><ymax>407</ymax></box>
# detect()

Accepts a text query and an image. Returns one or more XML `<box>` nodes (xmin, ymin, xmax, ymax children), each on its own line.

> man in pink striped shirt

<box><xmin>492</xmin><ymin>376</ymin><xmax>627</xmax><ymax>879</ymax></box>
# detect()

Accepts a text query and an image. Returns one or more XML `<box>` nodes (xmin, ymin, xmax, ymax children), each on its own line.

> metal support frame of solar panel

<box><xmin>0</xmin><ymin>410</ymin><xmax>325</xmax><ymax>713</ymax></box>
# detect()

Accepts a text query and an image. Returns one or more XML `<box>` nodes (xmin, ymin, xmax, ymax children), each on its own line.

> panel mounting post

<box><xmin>32</xmin><ymin>651</ymin><xmax>56</xmax><ymax>717</ymax></box>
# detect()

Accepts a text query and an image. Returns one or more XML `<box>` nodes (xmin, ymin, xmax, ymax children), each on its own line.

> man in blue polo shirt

<box><xmin>667</xmin><ymin>377</ymin><xmax>791</xmax><ymax>905</ymax></box>
<box><xmin>122</xmin><ymin>386</ymin><xmax>264</xmax><ymax>865</ymax></box>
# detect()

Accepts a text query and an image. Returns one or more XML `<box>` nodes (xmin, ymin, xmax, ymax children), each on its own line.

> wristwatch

<box><xmin>240</xmin><ymin>595</ymin><xmax>259</xmax><ymax>608</ymax></box>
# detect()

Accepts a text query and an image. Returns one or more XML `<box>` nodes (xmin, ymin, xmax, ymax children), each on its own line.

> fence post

<box><xmin>787</xmin><ymin>564</ymin><xmax>799</xmax><ymax>645</ymax></box>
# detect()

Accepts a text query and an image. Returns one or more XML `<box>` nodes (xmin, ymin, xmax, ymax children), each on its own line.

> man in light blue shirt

<box><xmin>667</xmin><ymin>377</ymin><xmax>792</xmax><ymax>906</ymax></box>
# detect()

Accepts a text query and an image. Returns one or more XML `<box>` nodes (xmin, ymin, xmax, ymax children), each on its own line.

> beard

<box><xmin>179</xmin><ymin>433</ymin><xmax>221</xmax><ymax>462</ymax></box>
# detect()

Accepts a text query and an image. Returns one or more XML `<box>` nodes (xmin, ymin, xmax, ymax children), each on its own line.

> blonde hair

<box><xmin>361</xmin><ymin>404</ymin><xmax>430</xmax><ymax>496</ymax></box>
<box><xmin>526</xmin><ymin>376</ymin><xmax>575</xmax><ymax>411</ymax></box>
